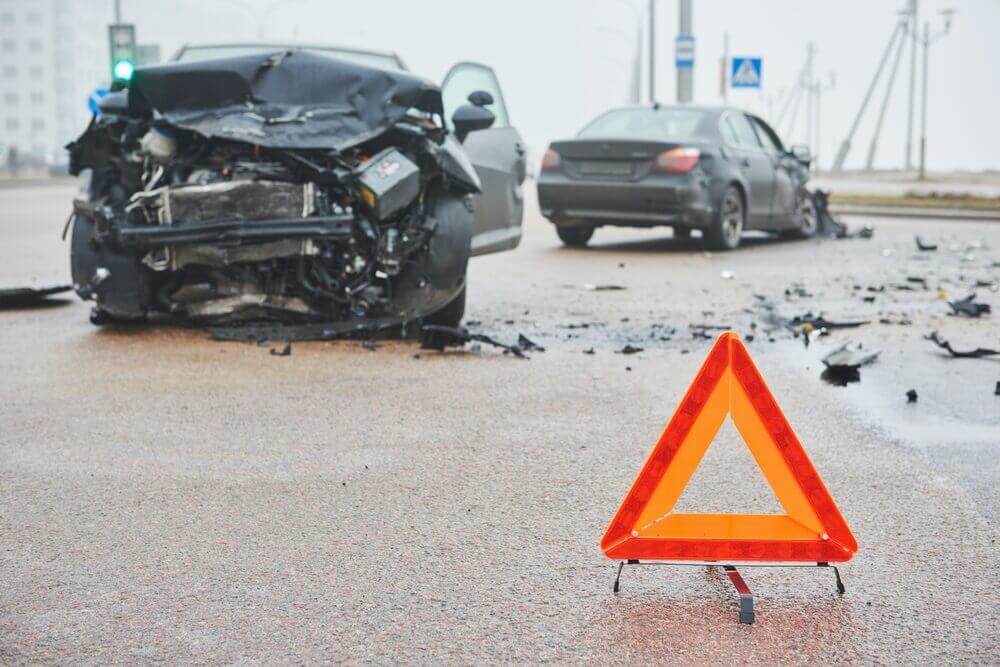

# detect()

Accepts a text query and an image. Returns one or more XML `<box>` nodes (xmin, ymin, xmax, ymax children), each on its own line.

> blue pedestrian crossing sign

<box><xmin>731</xmin><ymin>57</ymin><xmax>762</xmax><ymax>88</ymax></box>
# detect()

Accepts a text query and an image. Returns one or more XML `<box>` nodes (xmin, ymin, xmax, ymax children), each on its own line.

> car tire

<box><xmin>556</xmin><ymin>225</ymin><xmax>594</xmax><ymax>247</ymax></box>
<box><xmin>424</xmin><ymin>286</ymin><xmax>466</xmax><ymax>327</ymax></box>
<box><xmin>782</xmin><ymin>189</ymin><xmax>819</xmax><ymax>239</ymax></box>
<box><xmin>705</xmin><ymin>186</ymin><xmax>744</xmax><ymax>251</ymax></box>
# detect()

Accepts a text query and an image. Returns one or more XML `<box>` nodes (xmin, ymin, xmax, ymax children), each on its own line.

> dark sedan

<box><xmin>536</xmin><ymin>105</ymin><xmax>816</xmax><ymax>250</ymax></box>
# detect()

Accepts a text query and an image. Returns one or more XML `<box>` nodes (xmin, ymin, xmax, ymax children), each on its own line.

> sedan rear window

<box><xmin>577</xmin><ymin>108</ymin><xmax>706</xmax><ymax>141</ymax></box>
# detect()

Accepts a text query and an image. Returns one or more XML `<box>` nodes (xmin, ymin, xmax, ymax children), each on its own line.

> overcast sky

<box><xmin>116</xmin><ymin>0</ymin><xmax>998</xmax><ymax>172</ymax></box>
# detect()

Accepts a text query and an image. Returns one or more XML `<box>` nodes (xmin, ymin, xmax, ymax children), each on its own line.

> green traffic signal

<box><xmin>113</xmin><ymin>59</ymin><xmax>135</xmax><ymax>81</ymax></box>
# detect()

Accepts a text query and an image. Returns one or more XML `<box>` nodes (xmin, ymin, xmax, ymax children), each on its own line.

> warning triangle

<box><xmin>732</xmin><ymin>59</ymin><xmax>760</xmax><ymax>86</ymax></box>
<box><xmin>601</xmin><ymin>332</ymin><xmax>857</xmax><ymax>563</ymax></box>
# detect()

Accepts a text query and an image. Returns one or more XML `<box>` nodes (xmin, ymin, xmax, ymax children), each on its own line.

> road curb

<box><xmin>830</xmin><ymin>204</ymin><xmax>1000</xmax><ymax>222</ymax></box>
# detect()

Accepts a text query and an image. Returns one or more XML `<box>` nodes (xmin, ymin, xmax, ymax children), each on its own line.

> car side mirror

<box><xmin>789</xmin><ymin>144</ymin><xmax>812</xmax><ymax>163</ymax></box>
<box><xmin>467</xmin><ymin>90</ymin><xmax>494</xmax><ymax>107</ymax></box>
<box><xmin>452</xmin><ymin>103</ymin><xmax>495</xmax><ymax>143</ymax></box>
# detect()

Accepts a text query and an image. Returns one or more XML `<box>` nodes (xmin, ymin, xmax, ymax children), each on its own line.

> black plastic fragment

<box><xmin>616</xmin><ymin>344</ymin><xmax>644</xmax><ymax>355</ymax></box>
<box><xmin>270</xmin><ymin>343</ymin><xmax>292</xmax><ymax>357</ymax></box>
<box><xmin>791</xmin><ymin>313</ymin><xmax>871</xmax><ymax>330</ymax></box>
<box><xmin>0</xmin><ymin>284</ymin><xmax>72</xmax><ymax>309</ymax></box>
<box><xmin>915</xmin><ymin>236</ymin><xmax>938</xmax><ymax>251</ymax></box>
<box><xmin>947</xmin><ymin>293</ymin><xmax>991</xmax><ymax>318</ymax></box>
<box><xmin>821</xmin><ymin>342</ymin><xmax>880</xmax><ymax>387</ymax></box>
<box><xmin>420</xmin><ymin>325</ymin><xmax>526</xmax><ymax>358</ymax></box>
<box><xmin>517</xmin><ymin>334</ymin><xmax>545</xmax><ymax>352</ymax></box>
<box><xmin>925</xmin><ymin>331</ymin><xmax>999</xmax><ymax>359</ymax></box>
<box><xmin>906</xmin><ymin>389</ymin><xmax>918</xmax><ymax>403</ymax></box>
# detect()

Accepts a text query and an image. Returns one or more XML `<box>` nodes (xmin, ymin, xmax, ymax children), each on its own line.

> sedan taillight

<box><xmin>541</xmin><ymin>148</ymin><xmax>561</xmax><ymax>171</ymax></box>
<box><xmin>653</xmin><ymin>147</ymin><xmax>700</xmax><ymax>173</ymax></box>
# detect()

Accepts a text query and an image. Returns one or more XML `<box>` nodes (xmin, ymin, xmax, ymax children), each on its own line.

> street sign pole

<box><xmin>721</xmin><ymin>32</ymin><xmax>729</xmax><ymax>104</ymax></box>
<box><xmin>648</xmin><ymin>0</ymin><xmax>656</xmax><ymax>103</ymax></box>
<box><xmin>676</xmin><ymin>0</ymin><xmax>693</xmax><ymax>103</ymax></box>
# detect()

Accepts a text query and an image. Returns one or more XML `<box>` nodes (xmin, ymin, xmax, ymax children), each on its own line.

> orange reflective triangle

<box><xmin>601</xmin><ymin>332</ymin><xmax>857</xmax><ymax>562</ymax></box>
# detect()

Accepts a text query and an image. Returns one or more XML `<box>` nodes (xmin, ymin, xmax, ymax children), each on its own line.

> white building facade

<box><xmin>0</xmin><ymin>0</ymin><xmax>113</xmax><ymax>168</ymax></box>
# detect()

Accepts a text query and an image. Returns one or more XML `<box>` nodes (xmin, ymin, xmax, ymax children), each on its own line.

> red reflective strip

<box><xmin>605</xmin><ymin>537</ymin><xmax>854</xmax><ymax>563</ymax></box>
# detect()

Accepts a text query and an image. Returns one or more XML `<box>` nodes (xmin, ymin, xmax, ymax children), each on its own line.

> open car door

<box><xmin>441</xmin><ymin>62</ymin><xmax>525</xmax><ymax>256</ymax></box>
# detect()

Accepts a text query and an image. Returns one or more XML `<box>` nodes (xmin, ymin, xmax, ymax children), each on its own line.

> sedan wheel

<box><xmin>705</xmin><ymin>187</ymin><xmax>744</xmax><ymax>250</ymax></box>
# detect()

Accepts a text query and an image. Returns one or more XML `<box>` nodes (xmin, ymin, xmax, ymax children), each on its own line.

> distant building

<box><xmin>0</xmin><ymin>0</ymin><xmax>113</xmax><ymax>167</ymax></box>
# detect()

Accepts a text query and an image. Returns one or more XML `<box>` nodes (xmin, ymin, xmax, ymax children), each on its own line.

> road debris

<box><xmin>995</xmin><ymin>381</ymin><xmax>1000</xmax><ymax>396</ymax></box>
<box><xmin>925</xmin><ymin>332</ymin><xmax>999</xmax><ymax>359</ymax></box>
<box><xmin>362</xmin><ymin>340</ymin><xmax>381</xmax><ymax>351</ymax></box>
<box><xmin>820</xmin><ymin>342</ymin><xmax>880</xmax><ymax>387</ymax></box>
<box><xmin>517</xmin><ymin>334</ymin><xmax>545</xmax><ymax>352</ymax></box>
<box><xmin>906</xmin><ymin>389</ymin><xmax>918</xmax><ymax>403</ymax></box>
<box><xmin>915</xmin><ymin>236</ymin><xmax>938</xmax><ymax>252</ymax></box>
<box><xmin>420</xmin><ymin>325</ymin><xmax>526</xmax><ymax>358</ymax></box>
<box><xmin>270</xmin><ymin>343</ymin><xmax>292</xmax><ymax>357</ymax></box>
<box><xmin>947</xmin><ymin>293</ymin><xmax>991</xmax><ymax>318</ymax></box>
<box><xmin>0</xmin><ymin>284</ymin><xmax>72</xmax><ymax>309</ymax></box>
<box><xmin>720</xmin><ymin>270</ymin><xmax>735</xmax><ymax>280</ymax></box>
<box><xmin>583</xmin><ymin>284</ymin><xmax>627</xmax><ymax>291</ymax></box>
<box><xmin>616</xmin><ymin>344</ymin><xmax>644</xmax><ymax>355</ymax></box>
<box><xmin>790</xmin><ymin>313</ymin><xmax>871</xmax><ymax>330</ymax></box>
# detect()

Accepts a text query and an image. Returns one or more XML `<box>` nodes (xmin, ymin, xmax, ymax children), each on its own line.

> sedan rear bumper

<box><xmin>536</xmin><ymin>173</ymin><xmax>713</xmax><ymax>229</ymax></box>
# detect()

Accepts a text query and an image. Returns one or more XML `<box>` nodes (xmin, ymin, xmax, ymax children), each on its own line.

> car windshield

<box><xmin>577</xmin><ymin>108</ymin><xmax>707</xmax><ymax>141</ymax></box>
<box><xmin>174</xmin><ymin>45</ymin><xmax>403</xmax><ymax>71</ymax></box>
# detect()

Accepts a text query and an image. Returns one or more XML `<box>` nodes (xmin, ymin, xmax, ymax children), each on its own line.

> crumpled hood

<box><xmin>127</xmin><ymin>50</ymin><xmax>443</xmax><ymax>150</ymax></box>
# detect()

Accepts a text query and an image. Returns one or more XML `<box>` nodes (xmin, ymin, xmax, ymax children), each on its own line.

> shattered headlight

<box><xmin>354</xmin><ymin>148</ymin><xmax>420</xmax><ymax>221</ymax></box>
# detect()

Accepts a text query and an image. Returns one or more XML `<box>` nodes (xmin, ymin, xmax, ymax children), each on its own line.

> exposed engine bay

<box><xmin>67</xmin><ymin>50</ymin><xmax>485</xmax><ymax>336</ymax></box>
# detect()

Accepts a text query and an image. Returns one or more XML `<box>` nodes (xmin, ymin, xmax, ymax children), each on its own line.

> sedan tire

<box><xmin>556</xmin><ymin>224</ymin><xmax>595</xmax><ymax>247</ymax></box>
<box><xmin>704</xmin><ymin>186</ymin><xmax>744</xmax><ymax>251</ymax></box>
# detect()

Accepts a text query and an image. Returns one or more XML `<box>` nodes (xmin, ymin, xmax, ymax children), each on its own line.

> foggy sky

<box><xmin>90</xmin><ymin>0</ymin><xmax>1000</xmax><ymax>171</ymax></box>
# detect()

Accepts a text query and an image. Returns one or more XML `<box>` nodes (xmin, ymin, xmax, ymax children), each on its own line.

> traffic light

<box><xmin>108</xmin><ymin>24</ymin><xmax>136</xmax><ymax>86</ymax></box>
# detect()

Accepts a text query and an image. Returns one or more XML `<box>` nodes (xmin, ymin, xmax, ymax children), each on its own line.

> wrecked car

<box><xmin>537</xmin><ymin>105</ymin><xmax>816</xmax><ymax>250</ymax></box>
<box><xmin>66</xmin><ymin>47</ymin><xmax>525</xmax><ymax>337</ymax></box>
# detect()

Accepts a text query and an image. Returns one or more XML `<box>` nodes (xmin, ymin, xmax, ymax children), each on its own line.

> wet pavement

<box><xmin>1</xmin><ymin>183</ymin><xmax>997</xmax><ymax>662</ymax></box>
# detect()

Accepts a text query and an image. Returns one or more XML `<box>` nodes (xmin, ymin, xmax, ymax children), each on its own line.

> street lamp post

<box><xmin>917</xmin><ymin>10</ymin><xmax>955</xmax><ymax>180</ymax></box>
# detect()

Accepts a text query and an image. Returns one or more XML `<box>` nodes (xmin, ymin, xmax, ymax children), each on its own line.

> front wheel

<box><xmin>556</xmin><ymin>224</ymin><xmax>594</xmax><ymax>247</ymax></box>
<box><xmin>704</xmin><ymin>186</ymin><xmax>744</xmax><ymax>250</ymax></box>
<box><xmin>423</xmin><ymin>286</ymin><xmax>466</xmax><ymax>327</ymax></box>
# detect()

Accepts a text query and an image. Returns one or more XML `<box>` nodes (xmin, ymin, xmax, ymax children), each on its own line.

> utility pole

<box><xmin>676</xmin><ymin>0</ymin><xmax>693</xmax><ymax>103</ymax></box>
<box><xmin>905</xmin><ymin>0</ymin><xmax>918</xmax><ymax>171</ymax></box>
<box><xmin>865</xmin><ymin>27</ymin><xmax>907</xmax><ymax>170</ymax></box>
<box><xmin>812</xmin><ymin>73</ymin><xmax>835</xmax><ymax>170</ymax></box>
<box><xmin>918</xmin><ymin>10</ymin><xmax>955</xmax><ymax>180</ymax></box>
<box><xmin>114</xmin><ymin>0</ymin><xmax>121</xmax><ymax>22</ymax></box>
<box><xmin>804</xmin><ymin>43</ymin><xmax>815</xmax><ymax>150</ymax></box>
<box><xmin>720</xmin><ymin>32</ymin><xmax>729</xmax><ymax>104</ymax></box>
<box><xmin>648</xmin><ymin>0</ymin><xmax>656</xmax><ymax>103</ymax></box>
<box><xmin>831</xmin><ymin>21</ymin><xmax>904</xmax><ymax>172</ymax></box>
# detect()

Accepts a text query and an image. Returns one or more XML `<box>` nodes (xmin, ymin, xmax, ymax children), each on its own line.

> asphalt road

<box><xmin>1</xmin><ymin>183</ymin><xmax>997</xmax><ymax>663</ymax></box>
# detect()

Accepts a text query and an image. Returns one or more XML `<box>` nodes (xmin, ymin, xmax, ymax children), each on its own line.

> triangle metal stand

<box><xmin>612</xmin><ymin>559</ymin><xmax>846</xmax><ymax>625</ymax></box>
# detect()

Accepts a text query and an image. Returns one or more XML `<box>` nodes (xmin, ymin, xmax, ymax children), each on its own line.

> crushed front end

<box><xmin>67</xmin><ymin>51</ymin><xmax>481</xmax><ymax>337</ymax></box>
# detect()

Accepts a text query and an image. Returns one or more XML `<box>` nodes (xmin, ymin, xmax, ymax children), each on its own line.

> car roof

<box><xmin>603</xmin><ymin>104</ymin><xmax>760</xmax><ymax>118</ymax></box>
<box><xmin>170</xmin><ymin>42</ymin><xmax>408</xmax><ymax>70</ymax></box>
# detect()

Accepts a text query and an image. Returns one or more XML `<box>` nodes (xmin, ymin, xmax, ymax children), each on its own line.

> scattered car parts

<box><xmin>820</xmin><ymin>342</ymin><xmax>879</xmax><ymax>387</ymax></box>
<box><xmin>947</xmin><ymin>293</ymin><xmax>991</xmax><ymax>317</ymax></box>
<box><xmin>0</xmin><ymin>285</ymin><xmax>72</xmax><ymax>309</ymax></box>
<box><xmin>925</xmin><ymin>332</ymin><xmax>999</xmax><ymax>359</ymax></box>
